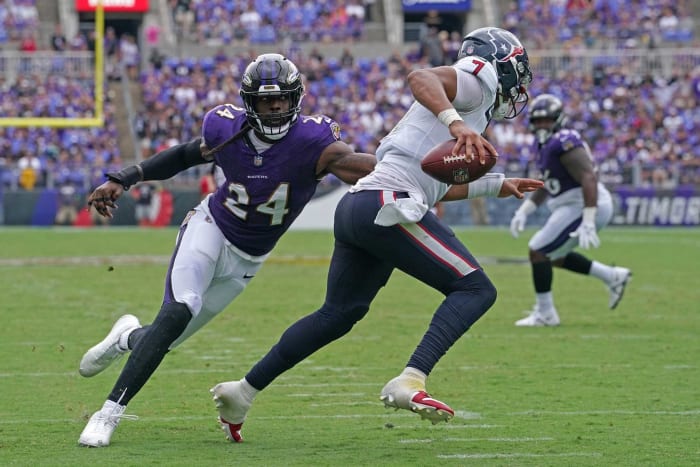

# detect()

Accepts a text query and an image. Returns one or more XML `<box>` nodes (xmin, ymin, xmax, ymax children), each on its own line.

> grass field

<box><xmin>1</xmin><ymin>226</ymin><xmax>698</xmax><ymax>466</ymax></box>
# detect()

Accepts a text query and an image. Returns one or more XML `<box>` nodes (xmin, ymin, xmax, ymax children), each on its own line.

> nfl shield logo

<box><xmin>254</xmin><ymin>155</ymin><xmax>263</xmax><ymax>166</ymax></box>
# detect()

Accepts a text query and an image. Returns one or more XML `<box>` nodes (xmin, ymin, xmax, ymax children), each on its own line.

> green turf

<box><xmin>1</xmin><ymin>226</ymin><xmax>698</xmax><ymax>466</ymax></box>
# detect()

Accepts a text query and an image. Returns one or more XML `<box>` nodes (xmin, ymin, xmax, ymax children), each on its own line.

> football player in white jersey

<box><xmin>509</xmin><ymin>94</ymin><xmax>632</xmax><ymax>326</ymax></box>
<box><xmin>209</xmin><ymin>27</ymin><xmax>543</xmax><ymax>442</ymax></box>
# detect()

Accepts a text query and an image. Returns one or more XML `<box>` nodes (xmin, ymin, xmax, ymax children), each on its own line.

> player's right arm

<box><xmin>88</xmin><ymin>137</ymin><xmax>209</xmax><ymax>218</ymax></box>
<box><xmin>407</xmin><ymin>65</ymin><xmax>496</xmax><ymax>159</ymax></box>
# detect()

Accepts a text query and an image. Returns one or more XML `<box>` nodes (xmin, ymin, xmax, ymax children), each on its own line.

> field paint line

<box><xmin>287</xmin><ymin>392</ymin><xmax>367</xmax><ymax>397</ymax></box>
<box><xmin>0</xmin><ymin>254</ymin><xmax>528</xmax><ymax>267</ymax></box>
<box><xmin>509</xmin><ymin>409</ymin><xmax>700</xmax><ymax>416</ymax></box>
<box><xmin>438</xmin><ymin>452</ymin><xmax>602</xmax><ymax>459</ymax></box>
<box><xmin>460</xmin><ymin>363</ymin><xmax>636</xmax><ymax>371</ymax></box>
<box><xmin>453</xmin><ymin>411</ymin><xmax>482</xmax><ymax>420</ymax></box>
<box><xmin>0</xmin><ymin>413</ymin><xmax>444</xmax><ymax>425</ymax></box>
<box><xmin>310</xmin><ymin>401</ymin><xmax>379</xmax><ymax>407</ymax></box>
<box><xmin>400</xmin><ymin>436</ymin><xmax>554</xmax><ymax>444</ymax></box>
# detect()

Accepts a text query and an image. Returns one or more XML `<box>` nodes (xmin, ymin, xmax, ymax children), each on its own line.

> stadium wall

<box><xmin>3</xmin><ymin>186</ymin><xmax>699</xmax><ymax>227</ymax></box>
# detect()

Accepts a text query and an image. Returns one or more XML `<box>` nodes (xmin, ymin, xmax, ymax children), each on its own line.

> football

<box><xmin>420</xmin><ymin>138</ymin><xmax>498</xmax><ymax>185</ymax></box>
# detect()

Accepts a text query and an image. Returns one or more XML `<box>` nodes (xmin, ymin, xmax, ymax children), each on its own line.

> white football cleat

<box><xmin>380</xmin><ymin>375</ymin><xmax>454</xmax><ymax>424</ymax></box>
<box><xmin>211</xmin><ymin>381</ymin><xmax>252</xmax><ymax>442</ymax></box>
<box><xmin>78</xmin><ymin>400</ymin><xmax>137</xmax><ymax>447</ymax></box>
<box><xmin>608</xmin><ymin>267</ymin><xmax>631</xmax><ymax>309</ymax></box>
<box><xmin>515</xmin><ymin>308</ymin><xmax>560</xmax><ymax>327</ymax></box>
<box><xmin>79</xmin><ymin>314</ymin><xmax>141</xmax><ymax>377</ymax></box>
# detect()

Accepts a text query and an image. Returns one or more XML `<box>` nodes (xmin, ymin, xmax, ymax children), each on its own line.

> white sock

<box><xmin>118</xmin><ymin>328</ymin><xmax>136</xmax><ymax>351</ymax></box>
<box><xmin>102</xmin><ymin>399</ymin><xmax>125</xmax><ymax>411</ymax></box>
<box><xmin>240</xmin><ymin>378</ymin><xmax>259</xmax><ymax>402</ymax></box>
<box><xmin>401</xmin><ymin>367</ymin><xmax>427</xmax><ymax>384</ymax></box>
<box><xmin>589</xmin><ymin>261</ymin><xmax>613</xmax><ymax>283</ymax></box>
<box><xmin>536</xmin><ymin>292</ymin><xmax>555</xmax><ymax>312</ymax></box>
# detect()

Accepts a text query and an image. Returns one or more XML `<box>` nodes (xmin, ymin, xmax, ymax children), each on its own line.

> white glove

<box><xmin>570</xmin><ymin>207</ymin><xmax>600</xmax><ymax>249</ymax></box>
<box><xmin>509</xmin><ymin>199</ymin><xmax>536</xmax><ymax>238</ymax></box>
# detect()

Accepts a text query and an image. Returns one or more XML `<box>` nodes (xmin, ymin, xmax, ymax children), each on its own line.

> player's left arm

<box><xmin>561</xmin><ymin>146</ymin><xmax>597</xmax><ymax>207</ymax></box>
<box><xmin>316</xmin><ymin>140</ymin><xmax>376</xmax><ymax>184</ymax></box>
<box><xmin>441</xmin><ymin>177</ymin><xmax>544</xmax><ymax>201</ymax></box>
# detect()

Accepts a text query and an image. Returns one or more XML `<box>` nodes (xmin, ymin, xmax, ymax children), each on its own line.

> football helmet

<box><xmin>240</xmin><ymin>53</ymin><xmax>305</xmax><ymax>140</ymax></box>
<box><xmin>458</xmin><ymin>27</ymin><xmax>532</xmax><ymax>120</ymax></box>
<box><xmin>528</xmin><ymin>94</ymin><xmax>567</xmax><ymax>144</ymax></box>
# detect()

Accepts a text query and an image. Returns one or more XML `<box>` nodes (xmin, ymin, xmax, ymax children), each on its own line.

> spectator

<box><xmin>50</xmin><ymin>23</ymin><xmax>67</xmax><ymax>51</ymax></box>
<box><xmin>55</xmin><ymin>182</ymin><xmax>81</xmax><ymax>226</ymax></box>
<box><xmin>17</xmin><ymin>151</ymin><xmax>42</xmax><ymax>190</ymax></box>
<box><xmin>132</xmin><ymin>181</ymin><xmax>160</xmax><ymax>227</ymax></box>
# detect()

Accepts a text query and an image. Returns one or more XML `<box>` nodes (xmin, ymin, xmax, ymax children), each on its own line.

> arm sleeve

<box><xmin>139</xmin><ymin>137</ymin><xmax>208</xmax><ymax>180</ymax></box>
<box><xmin>106</xmin><ymin>138</ymin><xmax>207</xmax><ymax>190</ymax></box>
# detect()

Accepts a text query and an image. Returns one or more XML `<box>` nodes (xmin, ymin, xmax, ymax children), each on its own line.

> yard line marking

<box><xmin>382</xmin><ymin>424</ymin><xmax>503</xmax><ymax>429</ymax></box>
<box><xmin>438</xmin><ymin>452</ymin><xmax>602</xmax><ymax>459</ymax></box>
<box><xmin>0</xmin><ymin>413</ymin><xmax>443</xmax><ymax>425</ymax></box>
<box><xmin>310</xmin><ymin>401</ymin><xmax>378</xmax><ymax>407</ymax></box>
<box><xmin>0</xmin><ymin>254</ymin><xmax>530</xmax><ymax>267</ymax></box>
<box><xmin>400</xmin><ymin>436</ymin><xmax>554</xmax><ymax>444</ymax></box>
<box><xmin>508</xmin><ymin>409</ymin><xmax>700</xmax><ymax>416</ymax></box>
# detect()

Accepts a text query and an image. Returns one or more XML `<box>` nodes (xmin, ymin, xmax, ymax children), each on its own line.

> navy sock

<box><xmin>407</xmin><ymin>270</ymin><xmax>497</xmax><ymax>375</ymax></box>
<box><xmin>108</xmin><ymin>302</ymin><xmax>191</xmax><ymax>405</ymax></box>
<box><xmin>532</xmin><ymin>261</ymin><xmax>553</xmax><ymax>293</ymax></box>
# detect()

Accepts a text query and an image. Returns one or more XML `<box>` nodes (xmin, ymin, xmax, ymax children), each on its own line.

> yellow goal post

<box><xmin>0</xmin><ymin>0</ymin><xmax>104</xmax><ymax>128</ymax></box>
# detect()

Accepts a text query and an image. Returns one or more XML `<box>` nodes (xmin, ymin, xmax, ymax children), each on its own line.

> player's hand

<box><xmin>448</xmin><ymin>121</ymin><xmax>497</xmax><ymax>163</ymax></box>
<box><xmin>569</xmin><ymin>207</ymin><xmax>600</xmax><ymax>249</ymax></box>
<box><xmin>498</xmin><ymin>178</ymin><xmax>544</xmax><ymax>199</ymax></box>
<box><xmin>508</xmin><ymin>196</ymin><xmax>538</xmax><ymax>238</ymax></box>
<box><xmin>570</xmin><ymin>220</ymin><xmax>600</xmax><ymax>249</ymax></box>
<box><xmin>510</xmin><ymin>211</ymin><xmax>528</xmax><ymax>238</ymax></box>
<box><xmin>87</xmin><ymin>180</ymin><xmax>124</xmax><ymax>218</ymax></box>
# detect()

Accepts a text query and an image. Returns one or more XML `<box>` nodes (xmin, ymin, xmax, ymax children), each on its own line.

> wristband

<box><xmin>105</xmin><ymin>165</ymin><xmax>143</xmax><ymax>191</ymax></box>
<box><xmin>437</xmin><ymin>108</ymin><xmax>463</xmax><ymax>127</ymax></box>
<box><xmin>467</xmin><ymin>173</ymin><xmax>505</xmax><ymax>199</ymax></box>
<box><xmin>582</xmin><ymin>206</ymin><xmax>597</xmax><ymax>224</ymax></box>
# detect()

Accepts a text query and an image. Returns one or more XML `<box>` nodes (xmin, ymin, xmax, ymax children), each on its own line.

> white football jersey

<box><xmin>351</xmin><ymin>57</ymin><xmax>499</xmax><ymax>209</ymax></box>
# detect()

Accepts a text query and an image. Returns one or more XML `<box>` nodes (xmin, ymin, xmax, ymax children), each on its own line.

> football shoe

<box><xmin>210</xmin><ymin>381</ymin><xmax>252</xmax><ymax>442</ymax></box>
<box><xmin>608</xmin><ymin>267</ymin><xmax>632</xmax><ymax>309</ymax></box>
<box><xmin>380</xmin><ymin>375</ymin><xmax>454</xmax><ymax>424</ymax></box>
<box><xmin>78</xmin><ymin>400</ymin><xmax>137</xmax><ymax>447</ymax></box>
<box><xmin>515</xmin><ymin>308</ymin><xmax>560</xmax><ymax>327</ymax></box>
<box><xmin>79</xmin><ymin>314</ymin><xmax>141</xmax><ymax>377</ymax></box>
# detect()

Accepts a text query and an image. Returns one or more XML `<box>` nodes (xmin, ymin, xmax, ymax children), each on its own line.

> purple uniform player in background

<box><xmin>77</xmin><ymin>53</ymin><xmax>376</xmax><ymax>447</ymax></box>
<box><xmin>510</xmin><ymin>94</ymin><xmax>631</xmax><ymax>327</ymax></box>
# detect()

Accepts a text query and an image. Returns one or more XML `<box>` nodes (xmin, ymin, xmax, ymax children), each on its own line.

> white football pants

<box><xmin>529</xmin><ymin>183</ymin><xmax>613</xmax><ymax>260</ymax></box>
<box><xmin>168</xmin><ymin>196</ymin><xmax>267</xmax><ymax>348</ymax></box>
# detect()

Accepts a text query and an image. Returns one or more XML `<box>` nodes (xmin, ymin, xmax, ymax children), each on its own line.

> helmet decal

<box><xmin>458</xmin><ymin>27</ymin><xmax>533</xmax><ymax>120</ymax></box>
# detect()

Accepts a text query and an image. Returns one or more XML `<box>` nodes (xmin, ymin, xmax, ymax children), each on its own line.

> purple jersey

<box><xmin>534</xmin><ymin>128</ymin><xmax>592</xmax><ymax>198</ymax></box>
<box><xmin>202</xmin><ymin>104</ymin><xmax>341</xmax><ymax>256</ymax></box>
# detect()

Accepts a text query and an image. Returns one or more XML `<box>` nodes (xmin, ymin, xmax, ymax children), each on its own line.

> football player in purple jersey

<box><xmin>510</xmin><ymin>93</ymin><xmax>632</xmax><ymax>327</ymax></box>
<box><xmin>209</xmin><ymin>27</ymin><xmax>544</xmax><ymax>443</ymax></box>
<box><xmin>77</xmin><ymin>53</ymin><xmax>376</xmax><ymax>447</ymax></box>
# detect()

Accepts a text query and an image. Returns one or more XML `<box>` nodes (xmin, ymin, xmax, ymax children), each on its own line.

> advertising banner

<box><xmin>613</xmin><ymin>186</ymin><xmax>700</xmax><ymax>226</ymax></box>
<box><xmin>402</xmin><ymin>0</ymin><xmax>471</xmax><ymax>13</ymax></box>
<box><xmin>74</xmin><ymin>0</ymin><xmax>149</xmax><ymax>12</ymax></box>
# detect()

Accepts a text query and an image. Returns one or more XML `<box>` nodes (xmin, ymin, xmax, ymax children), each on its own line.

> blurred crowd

<box><xmin>1</xmin><ymin>0</ymin><xmax>699</xmax><ymax>199</ymax></box>
<box><xmin>503</xmin><ymin>0</ymin><xmax>695</xmax><ymax>50</ymax></box>
<box><xmin>170</xmin><ymin>0</ymin><xmax>369</xmax><ymax>45</ymax></box>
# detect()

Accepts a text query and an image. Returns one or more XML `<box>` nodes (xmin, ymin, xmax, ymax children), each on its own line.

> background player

<box><xmin>209</xmin><ymin>27</ymin><xmax>543</xmax><ymax>443</ymax></box>
<box><xmin>77</xmin><ymin>53</ymin><xmax>376</xmax><ymax>447</ymax></box>
<box><xmin>510</xmin><ymin>93</ymin><xmax>632</xmax><ymax>326</ymax></box>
